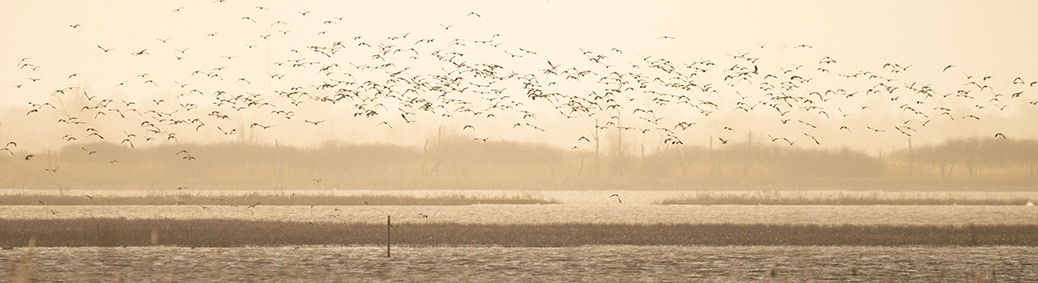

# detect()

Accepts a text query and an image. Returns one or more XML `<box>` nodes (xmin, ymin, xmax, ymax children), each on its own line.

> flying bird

<box><xmin>609</xmin><ymin>194</ymin><xmax>622</xmax><ymax>204</ymax></box>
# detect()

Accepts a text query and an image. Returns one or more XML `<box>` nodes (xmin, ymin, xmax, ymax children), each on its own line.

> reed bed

<box><xmin>0</xmin><ymin>191</ymin><xmax>557</xmax><ymax>206</ymax></box>
<box><xmin>1</xmin><ymin>219</ymin><xmax>1035</xmax><ymax>247</ymax></box>
<box><xmin>657</xmin><ymin>191</ymin><xmax>1035</xmax><ymax>205</ymax></box>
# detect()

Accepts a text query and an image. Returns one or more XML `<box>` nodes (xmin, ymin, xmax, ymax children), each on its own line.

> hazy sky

<box><xmin>2</xmin><ymin>0</ymin><xmax>1037</xmax><ymax>153</ymax></box>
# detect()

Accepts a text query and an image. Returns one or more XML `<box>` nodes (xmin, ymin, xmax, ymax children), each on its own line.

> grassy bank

<box><xmin>658</xmin><ymin>191</ymin><xmax>1035</xmax><ymax>205</ymax></box>
<box><xmin>1</xmin><ymin>219</ymin><xmax>1036</xmax><ymax>247</ymax></box>
<box><xmin>0</xmin><ymin>192</ymin><xmax>557</xmax><ymax>206</ymax></box>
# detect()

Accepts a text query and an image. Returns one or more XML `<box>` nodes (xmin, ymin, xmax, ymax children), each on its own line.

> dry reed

<box><xmin>1</xmin><ymin>219</ymin><xmax>1035</xmax><ymax>247</ymax></box>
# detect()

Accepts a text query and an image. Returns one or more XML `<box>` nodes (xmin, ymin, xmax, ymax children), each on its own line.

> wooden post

<box><xmin>386</xmin><ymin>215</ymin><xmax>391</xmax><ymax>258</ymax></box>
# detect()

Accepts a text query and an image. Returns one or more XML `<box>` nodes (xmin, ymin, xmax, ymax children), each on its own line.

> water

<box><xmin>3</xmin><ymin>246</ymin><xmax>1035</xmax><ymax>282</ymax></box>
<box><xmin>1</xmin><ymin>204</ymin><xmax>1035</xmax><ymax>226</ymax></box>
<box><xmin>2</xmin><ymin>189</ymin><xmax>1036</xmax><ymax>225</ymax></box>
<box><xmin>4</xmin><ymin>189</ymin><xmax>1037</xmax><ymax>205</ymax></box>
<box><xmin>3</xmin><ymin>190</ymin><xmax>1037</xmax><ymax>281</ymax></box>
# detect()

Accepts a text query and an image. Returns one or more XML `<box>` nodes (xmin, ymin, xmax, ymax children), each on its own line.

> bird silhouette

<box><xmin>609</xmin><ymin>194</ymin><xmax>622</xmax><ymax>204</ymax></box>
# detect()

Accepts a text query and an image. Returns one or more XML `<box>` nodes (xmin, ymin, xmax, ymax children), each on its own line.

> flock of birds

<box><xmin>4</xmin><ymin>1</ymin><xmax>1036</xmax><ymax>169</ymax></box>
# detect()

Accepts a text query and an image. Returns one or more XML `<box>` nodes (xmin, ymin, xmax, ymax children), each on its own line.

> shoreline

<box><xmin>2</xmin><ymin>218</ymin><xmax>1036</xmax><ymax>248</ymax></box>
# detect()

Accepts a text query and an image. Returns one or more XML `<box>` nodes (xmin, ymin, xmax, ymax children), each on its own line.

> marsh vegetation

<box><xmin>1</xmin><ymin>218</ymin><xmax>1036</xmax><ymax>248</ymax></box>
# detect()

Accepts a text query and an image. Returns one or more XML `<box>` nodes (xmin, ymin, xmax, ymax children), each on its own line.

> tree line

<box><xmin>1</xmin><ymin>136</ymin><xmax>1034</xmax><ymax>190</ymax></box>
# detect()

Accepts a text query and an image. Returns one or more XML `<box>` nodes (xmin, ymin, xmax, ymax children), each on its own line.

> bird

<box><xmin>803</xmin><ymin>133</ymin><xmax>821</xmax><ymax>145</ymax></box>
<box><xmin>96</xmin><ymin>45</ymin><xmax>113</xmax><ymax>53</ymax></box>
<box><xmin>24</xmin><ymin>154</ymin><xmax>34</xmax><ymax>161</ymax></box>
<box><xmin>995</xmin><ymin>133</ymin><xmax>1007</xmax><ymax>139</ymax></box>
<box><xmin>69</xmin><ymin>24</ymin><xmax>81</xmax><ymax>28</ymax></box>
<box><xmin>247</xmin><ymin>202</ymin><xmax>260</xmax><ymax>208</ymax></box>
<box><xmin>609</xmin><ymin>194</ymin><xmax>622</xmax><ymax>204</ymax></box>
<box><xmin>81</xmin><ymin>147</ymin><xmax>98</xmax><ymax>155</ymax></box>
<box><xmin>250</xmin><ymin>123</ymin><xmax>273</xmax><ymax>129</ymax></box>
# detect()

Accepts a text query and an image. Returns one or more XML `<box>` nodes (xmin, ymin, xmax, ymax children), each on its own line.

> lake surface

<box><xmin>3</xmin><ymin>246</ymin><xmax>1035</xmax><ymax>282</ymax></box>
<box><xmin>3</xmin><ymin>190</ymin><xmax>1036</xmax><ymax>281</ymax></box>
<box><xmin>2</xmin><ymin>190</ymin><xmax>1036</xmax><ymax>225</ymax></box>
<box><xmin>1</xmin><ymin>204</ymin><xmax>1036</xmax><ymax>226</ymax></box>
